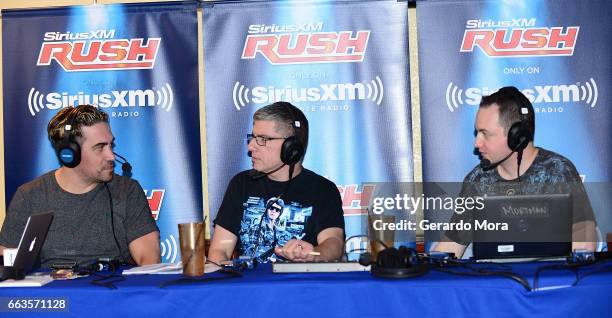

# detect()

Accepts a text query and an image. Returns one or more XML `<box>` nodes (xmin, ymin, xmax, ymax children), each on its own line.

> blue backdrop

<box><xmin>2</xmin><ymin>1</ymin><xmax>202</xmax><ymax>263</ymax></box>
<box><xmin>418</xmin><ymin>0</ymin><xmax>612</xmax><ymax>245</ymax></box>
<box><xmin>203</xmin><ymin>0</ymin><xmax>413</xmax><ymax>252</ymax></box>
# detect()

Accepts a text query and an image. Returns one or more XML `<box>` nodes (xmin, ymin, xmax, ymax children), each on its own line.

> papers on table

<box><xmin>0</xmin><ymin>273</ymin><xmax>53</xmax><ymax>287</ymax></box>
<box><xmin>122</xmin><ymin>262</ymin><xmax>220</xmax><ymax>275</ymax></box>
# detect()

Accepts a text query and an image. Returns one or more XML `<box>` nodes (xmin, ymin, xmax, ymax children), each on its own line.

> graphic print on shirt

<box><xmin>239</xmin><ymin>196</ymin><xmax>312</xmax><ymax>262</ymax></box>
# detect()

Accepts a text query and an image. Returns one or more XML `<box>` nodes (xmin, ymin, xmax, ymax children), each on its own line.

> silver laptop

<box><xmin>2</xmin><ymin>212</ymin><xmax>54</xmax><ymax>280</ymax></box>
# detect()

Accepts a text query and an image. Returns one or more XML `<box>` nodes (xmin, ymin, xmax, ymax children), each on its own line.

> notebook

<box><xmin>1</xmin><ymin>212</ymin><xmax>54</xmax><ymax>280</ymax></box>
<box><xmin>472</xmin><ymin>194</ymin><xmax>572</xmax><ymax>261</ymax></box>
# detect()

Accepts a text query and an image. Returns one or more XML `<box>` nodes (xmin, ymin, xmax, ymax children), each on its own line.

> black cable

<box><xmin>533</xmin><ymin>262</ymin><xmax>577</xmax><ymax>291</ymax></box>
<box><xmin>345</xmin><ymin>234</ymin><xmax>368</xmax><ymax>243</ymax></box>
<box><xmin>423</xmin><ymin>258</ymin><xmax>532</xmax><ymax>291</ymax></box>
<box><xmin>516</xmin><ymin>149</ymin><xmax>523</xmax><ymax>182</ymax></box>
<box><xmin>347</xmin><ymin>248</ymin><xmax>369</xmax><ymax>254</ymax></box>
<box><xmin>533</xmin><ymin>259</ymin><xmax>612</xmax><ymax>290</ymax></box>
<box><xmin>206</xmin><ymin>259</ymin><xmax>222</xmax><ymax>267</ymax></box>
<box><xmin>346</xmin><ymin>234</ymin><xmax>391</xmax><ymax>250</ymax></box>
<box><xmin>433</xmin><ymin>264</ymin><xmax>532</xmax><ymax>291</ymax></box>
<box><xmin>89</xmin><ymin>268</ymin><xmax>126</xmax><ymax>289</ymax></box>
<box><xmin>100</xmin><ymin>183</ymin><xmax>127</xmax><ymax>289</ymax></box>
<box><xmin>104</xmin><ymin>183</ymin><xmax>123</xmax><ymax>261</ymax></box>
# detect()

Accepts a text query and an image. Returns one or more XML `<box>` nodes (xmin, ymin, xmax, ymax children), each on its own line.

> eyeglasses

<box><xmin>246</xmin><ymin>134</ymin><xmax>287</xmax><ymax>146</ymax></box>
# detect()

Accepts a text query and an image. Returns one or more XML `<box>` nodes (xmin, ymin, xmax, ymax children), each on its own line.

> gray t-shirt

<box><xmin>0</xmin><ymin>171</ymin><xmax>159</xmax><ymax>267</ymax></box>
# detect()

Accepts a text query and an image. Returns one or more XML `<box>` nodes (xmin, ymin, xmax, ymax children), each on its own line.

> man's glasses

<box><xmin>247</xmin><ymin>134</ymin><xmax>287</xmax><ymax>146</ymax></box>
<box><xmin>268</xmin><ymin>205</ymin><xmax>281</xmax><ymax>213</ymax></box>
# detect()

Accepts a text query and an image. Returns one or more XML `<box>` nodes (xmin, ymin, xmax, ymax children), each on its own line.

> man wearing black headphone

<box><xmin>0</xmin><ymin>105</ymin><xmax>160</xmax><ymax>267</ymax></box>
<box><xmin>433</xmin><ymin>87</ymin><xmax>596</xmax><ymax>257</ymax></box>
<box><xmin>208</xmin><ymin>102</ymin><xmax>345</xmax><ymax>263</ymax></box>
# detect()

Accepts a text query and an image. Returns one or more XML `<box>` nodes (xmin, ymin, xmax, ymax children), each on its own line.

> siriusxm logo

<box><xmin>248</xmin><ymin>22</ymin><xmax>324</xmax><ymax>34</ymax></box>
<box><xmin>27</xmin><ymin>84</ymin><xmax>174</xmax><ymax>117</ymax></box>
<box><xmin>465</xmin><ymin>18</ymin><xmax>536</xmax><ymax>29</ymax></box>
<box><xmin>43</xmin><ymin>29</ymin><xmax>116</xmax><ymax>41</ymax></box>
<box><xmin>445</xmin><ymin>79</ymin><xmax>598</xmax><ymax>112</ymax></box>
<box><xmin>160</xmin><ymin>234</ymin><xmax>178</xmax><ymax>263</ymax></box>
<box><xmin>232</xmin><ymin>77</ymin><xmax>384</xmax><ymax>110</ymax></box>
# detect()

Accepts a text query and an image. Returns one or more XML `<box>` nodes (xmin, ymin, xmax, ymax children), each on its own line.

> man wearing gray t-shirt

<box><xmin>0</xmin><ymin>105</ymin><xmax>160</xmax><ymax>267</ymax></box>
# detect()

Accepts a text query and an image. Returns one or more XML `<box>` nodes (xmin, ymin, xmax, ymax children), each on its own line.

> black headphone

<box><xmin>506</xmin><ymin>89</ymin><xmax>533</xmax><ymax>152</ymax></box>
<box><xmin>279</xmin><ymin>103</ymin><xmax>305</xmax><ymax>165</ymax></box>
<box><xmin>55</xmin><ymin>107</ymin><xmax>81</xmax><ymax>168</ymax></box>
<box><xmin>359</xmin><ymin>246</ymin><xmax>429</xmax><ymax>279</ymax></box>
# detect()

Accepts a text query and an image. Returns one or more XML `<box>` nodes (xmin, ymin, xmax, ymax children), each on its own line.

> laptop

<box><xmin>472</xmin><ymin>194</ymin><xmax>572</xmax><ymax>262</ymax></box>
<box><xmin>1</xmin><ymin>212</ymin><xmax>54</xmax><ymax>280</ymax></box>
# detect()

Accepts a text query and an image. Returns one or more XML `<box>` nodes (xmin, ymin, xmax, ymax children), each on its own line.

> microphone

<box><xmin>248</xmin><ymin>164</ymin><xmax>286</xmax><ymax>180</ymax></box>
<box><xmin>358</xmin><ymin>252</ymin><xmax>373</xmax><ymax>266</ymax></box>
<box><xmin>113</xmin><ymin>152</ymin><xmax>132</xmax><ymax>177</ymax></box>
<box><xmin>479</xmin><ymin>151</ymin><xmax>514</xmax><ymax>171</ymax></box>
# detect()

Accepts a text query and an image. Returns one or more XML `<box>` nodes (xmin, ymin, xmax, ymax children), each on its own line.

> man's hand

<box><xmin>274</xmin><ymin>227</ymin><xmax>344</xmax><ymax>262</ymax></box>
<box><xmin>274</xmin><ymin>239</ymin><xmax>317</xmax><ymax>261</ymax></box>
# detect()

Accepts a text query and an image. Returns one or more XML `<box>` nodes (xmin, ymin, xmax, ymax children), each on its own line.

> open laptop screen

<box><xmin>9</xmin><ymin>212</ymin><xmax>54</xmax><ymax>279</ymax></box>
<box><xmin>472</xmin><ymin>194</ymin><xmax>572</xmax><ymax>260</ymax></box>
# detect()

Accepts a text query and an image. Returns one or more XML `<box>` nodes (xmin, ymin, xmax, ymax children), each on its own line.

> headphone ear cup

<box><xmin>507</xmin><ymin>121</ymin><xmax>530</xmax><ymax>152</ymax></box>
<box><xmin>371</xmin><ymin>246</ymin><xmax>428</xmax><ymax>279</ymax></box>
<box><xmin>398</xmin><ymin>246</ymin><xmax>413</xmax><ymax>267</ymax></box>
<box><xmin>57</xmin><ymin>140</ymin><xmax>81</xmax><ymax>168</ymax></box>
<box><xmin>280</xmin><ymin>136</ymin><xmax>304</xmax><ymax>165</ymax></box>
<box><xmin>375</xmin><ymin>247</ymin><xmax>388</xmax><ymax>268</ymax></box>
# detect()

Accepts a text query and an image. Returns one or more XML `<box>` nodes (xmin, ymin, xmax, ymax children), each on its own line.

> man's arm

<box><xmin>128</xmin><ymin>231</ymin><xmax>161</xmax><ymax>265</ymax></box>
<box><xmin>207</xmin><ymin>225</ymin><xmax>238</xmax><ymax>264</ymax></box>
<box><xmin>275</xmin><ymin>227</ymin><xmax>344</xmax><ymax>261</ymax></box>
<box><xmin>431</xmin><ymin>239</ymin><xmax>467</xmax><ymax>258</ymax></box>
<box><xmin>572</xmin><ymin>220</ymin><xmax>597</xmax><ymax>252</ymax></box>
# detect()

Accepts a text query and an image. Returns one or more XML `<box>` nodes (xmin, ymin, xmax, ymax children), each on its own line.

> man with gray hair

<box><xmin>209</xmin><ymin>101</ymin><xmax>345</xmax><ymax>263</ymax></box>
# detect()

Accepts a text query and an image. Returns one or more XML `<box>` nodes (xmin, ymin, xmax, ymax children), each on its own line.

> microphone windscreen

<box><xmin>358</xmin><ymin>252</ymin><xmax>372</xmax><ymax>266</ymax></box>
<box><xmin>479</xmin><ymin>159</ymin><xmax>492</xmax><ymax>170</ymax></box>
<box><xmin>247</xmin><ymin>151</ymin><xmax>252</xmax><ymax>157</ymax></box>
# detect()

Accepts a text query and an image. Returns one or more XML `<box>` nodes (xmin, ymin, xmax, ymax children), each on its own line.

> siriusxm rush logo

<box><xmin>242</xmin><ymin>22</ymin><xmax>370</xmax><ymax>64</ymax></box>
<box><xmin>461</xmin><ymin>18</ymin><xmax>579</xmax><ymax>57</ymax></box>
<box><xmin>445</xmin><ymin>78</ymin><xmax>598</xmax><ymax>112</ymax></box>
<box><xmin>232</xmin><ymin>77</ymin><xmax>383</xmax><ymax>110</ymax></box>
<box><xmin>37</xmin><ymin>29</ymin><xmax>161</xmax><ymax>71</ymax></box>
<box><xmin>27</xmin><ymin>84</ymin><xmax>174</xmax><ymax>117</ymax></box>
